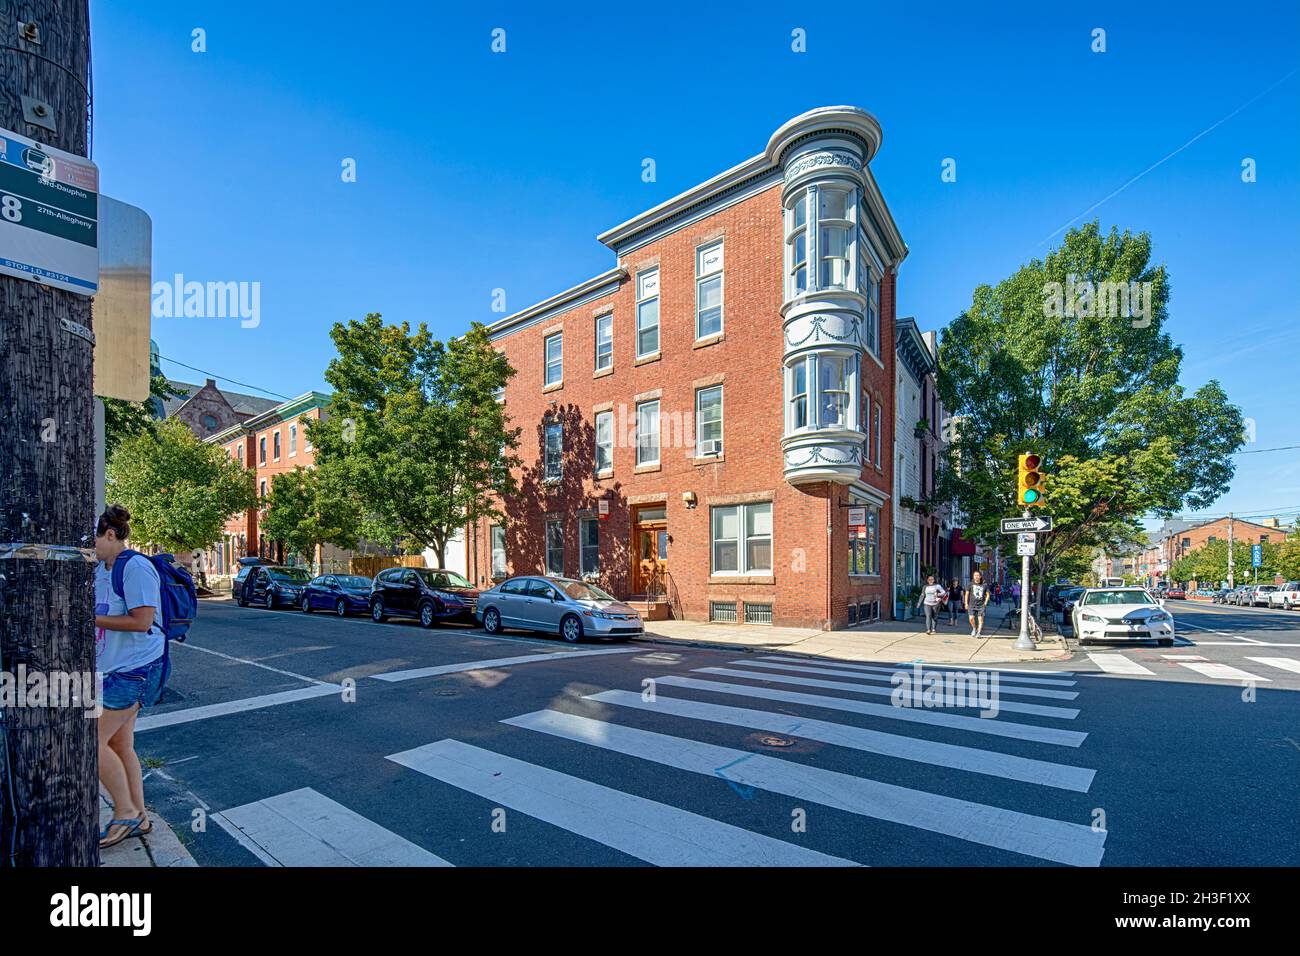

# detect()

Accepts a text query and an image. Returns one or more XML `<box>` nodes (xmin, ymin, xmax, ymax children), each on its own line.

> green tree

<box><xmin>260</xmin><ymin>466</ymin><xmax>359</xmax><ymax>565</ymax></box>
<box><xmin>106</xmin><ymin>419</ymin><xmax>256</xmax><ymax>552</ymax></box>
<box><xmin>101</xmin><ymin>375</ymin><xmax>188</xmax><ymax>459</ymax></box>
<box><xmin>307</xmin><ymin>315</ymin><xmax>519</xmax><ymax>565</ymax></box>
<box><xmin>1278</xmin><ymin>531</ymin><xmax>1300</xmax><ymax>581</ymax></box>
<box><xmin>938</xmin><ymin>222</ymin><xmax>1245</xmax><ymax>596</ymax></box>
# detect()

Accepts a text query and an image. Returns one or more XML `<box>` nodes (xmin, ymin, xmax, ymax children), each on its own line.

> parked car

<box><xmin>238</xmin><ymin>564</ymin><xmax>312</xmax><ymax>609</ymax></box>
<box><xmin>1268</xmin><ymin>582</ymin><xmax>1300</xmax><ymax>610</ymax></box>
<box><xmin>1071</xmin><ymin>586</ymin><xmax>1175</xmax><ymax>647</ymax></box>
<box><xmin>1229</xmin><ymin>585</ymin><xmax>1252</xmax><ymax>606</ymax></box>
<box><xmin>231</xmin><ymin>556</ymin><xmax>269</xmax><ymax>602</ymax></box>
<box><xmin>369</xmin><ymin>567</ymin><xmax>479</xmax><ymax>627</ymax></box>
<box><xmin>1058</xmin><ymin>586</ymin><xmax>1087</xmax><ymax>621</ymax></box>
<box><xmin>476</xmin><ymin>575</ymin><xmax>644</xmax><ymax>643</ymax></box>
<box><xmin>1165</xmin><ymin>587</ymin><xmax>1186</xmax><ymax>600</ymax></box>
<box><xmin>1211</xmin><ymin>588</ymin><xmax>1232</xmax><ymax>604</ymax></box>
<box><xmin>301</xmin><ymin>574</ymin><xmax>373</xmax><ymax>616</ymax></box>
<box><xmin>1249</xmin><ymin>584</ymin><xmax>1279</xmax><ymax>607</ymax></box>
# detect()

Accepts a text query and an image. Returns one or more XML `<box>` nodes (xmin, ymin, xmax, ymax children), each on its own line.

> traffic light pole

<box><xmin>1014</xmin><ymin>508</ymin><xmax>1035</xmax><ymax>651</ymax></box>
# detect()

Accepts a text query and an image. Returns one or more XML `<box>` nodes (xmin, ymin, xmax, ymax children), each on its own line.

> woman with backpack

<box><xmin>93</xmin><ymin>504</ymin><xmax>165</xmax><ymax>849</ymax></box>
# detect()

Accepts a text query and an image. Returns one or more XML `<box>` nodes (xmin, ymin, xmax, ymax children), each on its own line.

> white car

<box><xmin>1268</xmin><ymin>582</ymin><xmax>1300</xmax><ymax>610</ymax></box>
<box><xmin>1072</xmin><ymin>587</ymin><xmax>1175</xmax><ymax>647</ymax></box>
<box><xmin>1249</xmin><ymin>584</ymin><xmax>1278</xmax><ymax>607</ymax></box>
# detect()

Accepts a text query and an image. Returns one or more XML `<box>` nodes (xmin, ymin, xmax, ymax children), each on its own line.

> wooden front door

<box><xmin>633</xmin><ymin>506</ymin><xmax>668</xmax><ymax>596</ymax></box>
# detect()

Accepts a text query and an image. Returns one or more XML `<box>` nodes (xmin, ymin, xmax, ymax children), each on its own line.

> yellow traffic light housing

<box><xmin>1017</xmin><ymin>453</ymin><xmax>1044</xmax><ymax>508</ymax></box>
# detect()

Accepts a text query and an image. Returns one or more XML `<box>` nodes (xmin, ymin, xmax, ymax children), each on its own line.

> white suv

<box><xmin>1268</xmin><ymin>582</ymin><xmax>1300</xmax><ymax>610</ymax></box>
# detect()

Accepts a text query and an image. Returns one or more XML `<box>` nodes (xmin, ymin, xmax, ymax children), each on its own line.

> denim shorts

<box><xmin>101</xmin><ymin>655</ymin><xmax>168</xmax><ymax>712</ymax></box>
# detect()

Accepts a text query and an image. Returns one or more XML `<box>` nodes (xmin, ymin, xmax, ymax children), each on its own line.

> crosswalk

<box><xmin>213</xmin><ymin>654</ymin><xmax>1107</xmax><ymax>867</ymax></box>
<box><xmin>1085</xmin><ymin>650</ymin><xmax>1300</xmax><ymax>682</ymax></box>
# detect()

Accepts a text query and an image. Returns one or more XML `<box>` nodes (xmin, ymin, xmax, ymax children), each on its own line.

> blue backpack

<box><xmin>110</xmin><ymin>551</ymin><xmax>198</xmax><ymax>702</ymax></box>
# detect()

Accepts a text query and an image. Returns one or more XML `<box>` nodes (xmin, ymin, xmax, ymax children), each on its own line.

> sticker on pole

<box><xmin>0</xmin><ymin>127</ymin><xmax>99</xmax><ymax>296</ymax></box>
<box><xmin>1016</xmin><ymin>534</ymin><xmax>1037</xmax><ymax>556</ymax></box>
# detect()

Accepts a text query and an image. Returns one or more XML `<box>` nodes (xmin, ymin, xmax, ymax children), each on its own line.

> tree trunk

<box><xmin>0</xmin><ymin>0</ymin><xmax>98</xmax><ymax>866</ymax></box>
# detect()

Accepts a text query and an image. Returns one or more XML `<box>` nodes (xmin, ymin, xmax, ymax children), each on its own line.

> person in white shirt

<box><xmin>915</xmin><ymin>575</ymin><xmax>947</xmax><ymax>635</ymax></box>
<box><xmin>966</xmin><ymin>570</ymin><xmax>992</xmax><ymax>637</ymax></box>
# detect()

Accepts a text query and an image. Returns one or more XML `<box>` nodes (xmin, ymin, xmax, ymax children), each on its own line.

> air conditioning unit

<box><xmin>699</xmin><ymin>439</ymin><xmax>723</xmax><ymax>457</ymax></box>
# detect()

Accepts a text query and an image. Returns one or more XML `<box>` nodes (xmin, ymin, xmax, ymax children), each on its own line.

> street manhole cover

<box><xmin>756</xmin><ymin>734</ymin><xmax>796</xmax><ymax>748</ymax></box>
<box><xmin>429</xmin><ymin>689</ymin><xmax>459</xmax><ymax>697</ymax></box>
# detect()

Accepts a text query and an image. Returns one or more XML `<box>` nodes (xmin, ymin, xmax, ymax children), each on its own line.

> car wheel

<box><xmin>264</xmin><ymin>591</ymin><xmax>275</xmax><ymax>610</ymax></box>
<box><xmin>419</xmin><ymin>601</ymin><xmax>437</xmax><ymax>629</ymax></box>
<box><xmin>371</xmin><ymin>599</ymin><xmax>387</xmax><ymax>623</ymax></box>
<box><xmin>1158</xmin><ymin>638</ymin><xmax>1173</xmax><ymax>647</ymax></box>
<box><xmin>482</xmin><ymin>607</ymin><xmax>502</xmax><ymax>634</ymax></box>
<box><xmin>301</xmin><ymin>594</ymin><xmax>312</xmax><ymax>613</ymax></box>
<box><xmin>560</xmin><ymin>614</ymin><xmax>583</xmax><ymax>644</ymax></box>
<box><xmin>1078</xmin><ymin>637</ymin><xmax>1091</xmax><ymax>647</ymax></box>
<box><xmin>336</xmin><ymin>599</ymin><xmax>348</xmax><ymax>617</ymax></box>
<box><xmin>237</xmin><ymin>590</ymin><xmax>248</xmax><ymax>608</ymax></box>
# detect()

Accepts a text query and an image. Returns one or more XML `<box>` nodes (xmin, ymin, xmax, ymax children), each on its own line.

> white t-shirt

<box><xmin>921</xmin><ymin>584</ymin><xmax>946</xmax><ymax>606</ymax></box>
<box><xmin>95</xmin><ymin>555</ymin><xmax>165</xmax><ymax>674</ymax></box>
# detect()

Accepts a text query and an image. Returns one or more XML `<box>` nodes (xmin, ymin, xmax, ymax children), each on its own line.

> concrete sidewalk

<box><xmin>99</xmin><ymin>790</ymin><xmax>197</xmax><ymax>868</ymax></box>
<box><xmin>636</xmin><ymin>602</ymin><xmax>1068</xmax><ymax>664</ymax></box>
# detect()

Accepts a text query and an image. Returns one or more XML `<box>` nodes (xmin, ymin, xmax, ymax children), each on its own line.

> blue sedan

<box><xmin>300</xmin><ymin>574</ymin><xmax>374</xmax><ymax>617</ymax></box>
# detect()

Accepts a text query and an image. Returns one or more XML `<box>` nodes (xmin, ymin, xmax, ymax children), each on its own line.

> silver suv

<box><xmin>476</xmin><ymin>576</ymin><xmax>644</xmax><ymax>643</ymax></box>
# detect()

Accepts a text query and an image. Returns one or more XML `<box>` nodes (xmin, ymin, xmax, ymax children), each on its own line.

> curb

<box><xmin>627</xmin><ymin>631</ymin><xmax>1073</xmax><ymax>665</ymax></box>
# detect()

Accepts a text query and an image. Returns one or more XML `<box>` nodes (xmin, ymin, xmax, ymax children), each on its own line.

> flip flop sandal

<box><xmin>99</xmin><ymin>817</ymin><xmax>141</xmax><ymax>849</ymax></box>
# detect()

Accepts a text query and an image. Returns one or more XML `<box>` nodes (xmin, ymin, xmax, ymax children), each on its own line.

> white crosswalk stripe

<box><xmin>757</xmin><ymin>656</ymin><xmax>1079</xmax><ymax>686</ymax></box>
<box><xmin>503</xmin><ymin>709</ymin><xmax>1106</xmax><ymax>866</ymax></box>
<box><xmin>1085</xmin><ymin>653</ymin><xmax>1155</xmax><ymax>676</ymax></box>
<box><xmin>586</xmin><ymin>689</ymin><xmax>1096</xmax><ymax>792</ymax></box>
<box><xmin>1246</xmin><ymin>657</ymin><xmax>1300</xmax><ymax>676</ymax></box>
<box><xmin>1176</xmin><ymin>662</ymin><xmax>1270</xmax><ymax>682</ymax></box>
<box><xmin>217</xmin><ymin>787</ymin><xmax>452</xmax><ymax>867</ymax></box>
<box><xmin>692</xmin><ymin>666</ymin><xmax>1080</xmax><ymax>719</ymax></box>
<box><xmin>387</xmin><ymin>739</ymin><xmax>855</xmax><ymax>866</ymax></box>
<box><xmin>728</xmin><ymin>659</ymin><xmax>1080</xmax><ymax>700</ymax></box>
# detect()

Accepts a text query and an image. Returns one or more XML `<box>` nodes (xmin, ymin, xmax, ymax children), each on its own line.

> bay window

<box><xmin>818</xmin><ymin>354</ymin><xmax>850</xmax><ymax>427</ymax></box>
<box><xmin>817</xmin><ymin>187</ymin><xmax>853</xmax><ymax>289</ymax></box>
<box><xmin>785</xmin><ymin>193</ymin><xmax>808</xmax><ymax>297</ymax></box>
<box><xmin>786</xmin><ymin>352</ymin><xmax>858</xmax><ymax>433</ymax></box>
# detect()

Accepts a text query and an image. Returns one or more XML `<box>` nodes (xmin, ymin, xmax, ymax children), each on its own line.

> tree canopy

<box><xmin>260</xmin><ymin>465</ymin><xmax>358</xmax><ymax>564</ymax></box>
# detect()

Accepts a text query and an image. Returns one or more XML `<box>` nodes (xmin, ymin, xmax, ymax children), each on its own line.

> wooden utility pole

<box><xmin>0</xmin><ymin>0</ymin><xmax>98</xmax><ymax>866</ymax></box>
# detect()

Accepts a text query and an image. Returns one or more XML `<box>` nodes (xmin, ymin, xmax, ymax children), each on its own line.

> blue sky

<box><xmin>90</xmin><ymin>0</ymin><xmax>1299</xmax><ymax>525</ymax></box>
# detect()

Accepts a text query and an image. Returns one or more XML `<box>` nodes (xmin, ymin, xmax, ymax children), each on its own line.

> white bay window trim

<box><xmin>784</xmin><ymin>351</ymin><xmax>859</xmax><ymax>435</ymax></box>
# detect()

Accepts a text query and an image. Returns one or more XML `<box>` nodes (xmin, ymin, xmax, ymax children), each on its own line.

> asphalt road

<box><xmin>131</xmin><ymin>598</ymin><xmax>1300</xmax><ymax>868</ymax></box>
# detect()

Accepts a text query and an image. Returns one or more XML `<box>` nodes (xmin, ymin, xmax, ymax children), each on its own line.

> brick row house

<box><xmin>469</xmin><ymin>107</ymin><xmax>911</xmax><ymax>629</ymax></box>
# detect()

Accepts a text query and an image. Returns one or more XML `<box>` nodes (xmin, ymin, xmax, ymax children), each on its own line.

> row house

<box><xmin>469</xmin><ymin>106</ymin><xmax>908</xmax><ymax>629</ymax></box>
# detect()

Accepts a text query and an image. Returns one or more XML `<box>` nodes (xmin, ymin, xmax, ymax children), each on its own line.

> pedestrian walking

<box><xmin>967</xmin><ymin>570</ymin><xmax>992</xmax><ymax>637</ymax></box>
<box><xmin>947</xmin><ymin>578</ymin><xmax>963</xmax><ymax>626</ymax></box>
<box><xmin>994</xmin><ymin>582</ymin><xmax>1002</xmax><ymax>606</ymax></box>
<box><xmin>915</xmin><ymin>574</ymin><xmax>946</xmax><ymax>635</ymax></box>
<box><xmin>94</xmin><ymin>505</ymin><xmax>166</xmax><ymax>849</ymax></box>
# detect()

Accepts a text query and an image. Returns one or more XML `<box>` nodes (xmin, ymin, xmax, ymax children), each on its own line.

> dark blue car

<box><xmin>300</xmin><ymin>574</ymin><xmax>374</xmax><ymax>617</ymax></box>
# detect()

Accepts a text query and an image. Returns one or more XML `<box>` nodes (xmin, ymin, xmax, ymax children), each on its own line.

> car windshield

<box><xmin>558</xmin><ymin>580</ymin><xmax>616</xmax><ymax>602</ymax></box>
<box><xmin>336</xmin><ymin>575</ymin><xmax>370</xmax><ymax>589</ymax></box>
<box><xmin>1082</xmin><ymin>589</ymin><xmax>1155</xmax><ymax>606</ymax></box>
<box><xmin>270</xmin><ymin>568</ymin><xmax>311</xmax><ymax>583</ymax></box>
<box><xmin>1256</xmin><ymin>585</ymin><xmax>1277</xmax><ymax>592</ymax></box>
<box><xmin>418</xmin><ymin>570</ymin><xmax>472</xmax><ymax>589</ymax></box>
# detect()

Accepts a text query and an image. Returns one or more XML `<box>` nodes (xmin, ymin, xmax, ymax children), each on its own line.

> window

<box><xmin>873</xmin><ymin>401</ymin><xmax>882</xmax><ymax>466</ymax></box>
<box><xmin>711</xmin><ymin>502</ymin><xmax>772</xmax><ymax>575</ymax></box>
<box><xmin>237</xmin><ymin>444</ymin><xmax>244</xmax><ymax>465</ymax></box>
<box><xmin>864</xmin><ymin>270</ymin><xmax>880</xmax><ymax>357</ymax></box>
<box><xmin>636</xmin><ymin>269</ymin><xmax>659</xmax><ymax>357</ymax></box>
<box><xmin>259</xmin><ymin>436</ymin><xmax>267</xmax><ymax>464</ymax></box>
<box><xmin>304</xmin><ymin>420</ymin><xmax>313</xmax><ymax>451</ymax></box>
<box><xmin>787</xmin><ymin>353</ymin><xmax>856</xmax><ymax>434</ymax></box>
<box><xmin>491</xmin><ymin>525</ymin><xmax>507</xmax><ymax>578</ymax></box>
<box><xmin>636</xmin><ymin>400</ymin><xmax>659</xmax><ymax>466</ymax></box>
<box><xmin>259</xmin><ymin>479</ymin><xmax>267</xmax><ymax>498</ymax></box>
<box><xmin>544</xmin><ymin>421</ymin><xmax>563</xmax><ymax>481</ymax></box>
<box><xmin>696</xmin><ymin>385</ymin><xmax>722</xmax><ymax>456</ymax></box>
<box><xmin>817</xmin><ymin>188</ymin><xmax>853</xmax><ymax>289</ymax></box>
<box><xmin>789</xmin><ymin>358</ymin><xmax>808</xmax><ymax>429</ymax></box>
<box><xmin>595</xmin><ymin>314</ymin><xmax>613</xmax><ymax>371</ymax></box>
<box><xmin>850</xmin><ymin>504</ymin><xmax>880</xmax><ymax>576</ymax></box>
<box><xmin>594</xmin><ymin>410</ymin><xmax>613</xmax><ymax>474</ymax></box>
<box><xmin>786</xmin><ymin>192</ymin><xmax>808</xmax><ymax>297</ymax></box>
<box><xmin>819</xmin><ymin>355</ymin><xmax>850</xmax><ymax>428</ymax></box>
<box><xmin>273</xmin><ymin>430</ymin><xmax>281</xmax><ymax>460</ymax></box>
<box><xmin>696</xmin><ymin>241</ymin><xmax>724</xmax><ymax>339</ymax></box>
<box><xmin>544</xmin><ymin>332</ymin><xmax>563</xmax><ymax>387</ymax></box>
<box><xmin>202</xmin><ymin>414</ymin><xmax>218</xmax><ymax>431</ymax></box>
<box><xmin>289</xmin><ymin>424</ymin><xmax>298</xmax><ymax>456</ymax></box>
<box><xmin>580</xmin><ymin>518</ymin><xmax>599</xmax><ymax>577</ymax></box>
<box><xmin>545</xmin><ymin>520</ymin><xmax>564</xmax><ymax>575</ymax></box>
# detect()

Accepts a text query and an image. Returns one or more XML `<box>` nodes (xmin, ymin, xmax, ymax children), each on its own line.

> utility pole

<box><xmin>1226</xmin><ymin>512</ymin><xmax>1235</xmax><ymax>589</ymax></box>
<box><xmin>0</xmin><ymin>1</ymin><xmax>98</xmax><ymax>866</ymax></box>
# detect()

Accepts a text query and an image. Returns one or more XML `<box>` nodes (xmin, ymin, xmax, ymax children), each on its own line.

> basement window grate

<box><xmin>744</xmin><ymin>602</ymin><xmax>773</xmax><ymax>625</ymax></box>
<box><xmin>710</xmin><ymin>601</ymin><xmax>738</xmax><ymax>623</ymax></box>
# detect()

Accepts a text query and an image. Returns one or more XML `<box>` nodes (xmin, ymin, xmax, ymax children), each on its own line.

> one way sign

<box><xmin>1001</xmin><ymin>516</ymin><xmax>1054</xmax><ymax>534</ymax></box>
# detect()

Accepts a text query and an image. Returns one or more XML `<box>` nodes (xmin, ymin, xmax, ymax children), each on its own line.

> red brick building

<box><xmin>469</xmin><ymin>107</ymin><xmax>907</xmax><ymax>629</ymax></box>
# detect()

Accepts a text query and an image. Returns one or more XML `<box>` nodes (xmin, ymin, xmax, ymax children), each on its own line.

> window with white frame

<box><xmin>711</xmin><ymin>502</ymin><xmax>772</xmax><ymax>575</ymax></box>
<box><xmin>817</xmin><ymin>187</ymin><xmax>853</xmax><ymax>289</ymax></box>
<box><xmin>544</xmin><ymin>421</ymin><xmax>562</xmax><ymax>481</ymax></box>
<box><xmin>696</xmin><ymin>385</ymin><xmax>722</xmax><ymax>456</ymax></box>
<box><xmin>304</xmin><ymin>420</ymin><xmax>313</xmax><ymax>451</ymax></box>
<box><xmin>873</xmin><ymin>400</ymin><xmax>882</xmax><ymax>466</ymax></box>
<box><xmin>789</xmin><ymin>358</ymin><xmax>808</xmax><ymax>429</ymax></box>
<box><xmin>696</xmin><ymin>241</ymin><xmax>723</xmax><ymax>339</ymax></box>
<box><xmin>545</xmin><ymin>520</ymin><xmax>564</xmax><ymax>575</ymax></box>
<box><xmin>636</xmin><ymin>269</ymin><xmax>659</xmax><ymax>357</ymax></box>
<box><xmin>785</xmin><ymin>192</ymin><xmax>808</xmax><ymax>297</ymax></box>
<box><xmin>786</xmin><ymin>353</ymin><xmax>857</xmax><ymax>434</ymax></box>
<box><xmin>818</xmin><ymin>355</ymin><xmax>851</xmax><ymax>428</ymax></box>
<box><xmin>849</xmin><ymin>503</ymin><xmax>880</xmax><ymax>575</ymax></box>
<box><xmin>580</xmin><ymin>518</ymin><xmax>599</xmax><ymax>577</ymax></box>
<box><xmin>237</xmin><ymin>444</ymin><xmax>244</xmax><ymax>464</ymax></box>
<box><xmin>859</xmin><ymin>250</ymin><xmax>880</xmax><ymax>357</ymax></box>
<box><xmin>594</xmin><ymin>410</ymin><xmax>613</xmax><ymax>474</ymax></box>
<box><xmin>490</xmin><ymin>524</ymin><xmax>507</xmax><ymax>577</ymax></box>
<box><xmin>594</xmin><ymin>314</ymin><xmax>613</xmax><ymax>371</ymax></box>
<box><xmin>636</xmin><ymin>400</ymin><xmax>660</xmax><ymax>466</ymax></box>
<box><xmin>544</xmin><ymin>332</ymin><xmax>563</xmax><ymax>387</ymax></box>
<box><xmin>289</xmin><ymin>424</ymin><xmax>298</xmax><ymax>456</ymax></box>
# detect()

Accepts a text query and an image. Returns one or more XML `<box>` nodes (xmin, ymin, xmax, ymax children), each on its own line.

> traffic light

<box><xmin>1017</xmin><ymin>453</ymin><xmax>1045</xmax><ymax>508</ymax></box>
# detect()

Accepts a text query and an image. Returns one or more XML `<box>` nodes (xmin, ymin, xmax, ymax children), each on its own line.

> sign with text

<box><xmin>598</xmin><ymin>500</ymin><xmax>610</xmax><ymax>521</ymax></box>
<box><xmin>1016</xmin><ymin>533</ymin><xmax>1037</xmax><ymax>556</ymax></box>
<box><xmin>0</xmin><ymin>127</ymin><xmax>99</xmax><ymax>295</ymax></box>
<box><xmin>847</xmin><ymin>507</ymin><xmax>866</xmax><ymax>529</ymax></box>
<box><xmin>1001</xmin><ymin>516</ymin><xmax>1053</xmax><ymax>534</ymax></box>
